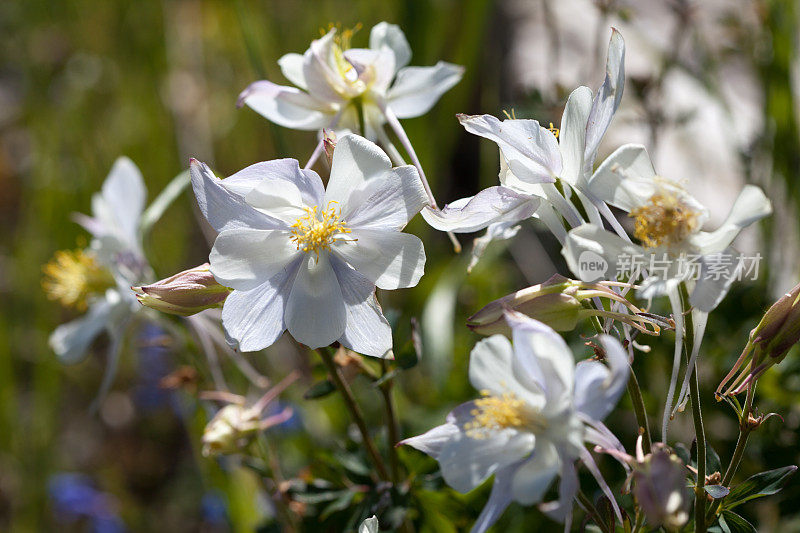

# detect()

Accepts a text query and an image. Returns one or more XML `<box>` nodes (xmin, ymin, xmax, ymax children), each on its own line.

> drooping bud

<box><xmin>201</xmin><ymin>371</ymin><xmax>298</xmax><ymax>457</ymax></box>
<box><xmin>632</xmin><ymin>446</ymin><xmax>689</xmax><ymax>530</ymax></box>
<box><xmin>718</xmin><ymin>282</ymin><xmax>800</xmax><ymax>396</ymax></box>
<box><xmin>467</xmin><ymin>274</ymin><xmax>662</xmax><ymax>337</ymax></box>
<box><xmin>596</xmin><ymin>437</ymin><xmax>689</xmax><ymax>531</ymax></box>
<box><xmin>133</xmin><ymin>263</ymin><xmax>230</xmax><ymax>316</ymax></box>
<box><xmin>201</xmin><ymin>403</ymin><xmax>261</xmax><ymax>457</ymax></box>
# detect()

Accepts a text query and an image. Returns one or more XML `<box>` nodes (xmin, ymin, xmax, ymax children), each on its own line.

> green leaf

<box><xmin>705</xmin><ymin>484</ymin><xmax>730</xmax><ymax>499</ymax></box>
<box><xmin>303</xmin><ymin>379</ymin><xmax>336</xmax><ymax>399</ymax></box>
<box><xmin>139</xmin><ymin>169</ymin><xmax>190</xmax><ymax>236</ymax></box>
<box><xmin>594</xmin><ymin>496</ymin><xmax>618</xmax><ymax>532</ymax></box>
<box><xmin>319</xmin><ymin>490</ymin><xmax>355</xmax><ymax>519</ymax></box>
<box><xmin>293</xmin><ymin>489</ymin><xmax>350</xmax><ymax>505</ymax></box>
<box><xmin>395</xmin><ymin>342</ymin><xmax>419</xmax><ymax>370</ymax></box>
<box><xmin>675</xmin><ymin>442</ymin><xmax>692</xmax><ymax>468</ymax></box>
<box><xmin>724</xmin><ymin>465</ymin><xmax>797</xmax><ymax>509</ymax></box>
<box><xmin>709</xmin><ymin>510</ymin><xmax>757</xmax><ymax>533</ymax></box>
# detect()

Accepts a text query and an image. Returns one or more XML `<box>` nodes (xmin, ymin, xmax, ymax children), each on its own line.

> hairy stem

<box><xmin>627</xmin><ymin>371</ymin><xmax>652</xmax><ymax>455</ymax></box>
<box><xmin>316</xmin><ymin>348</ymin><xmax>390</xmax><ymax>480</ymax></box>
<box><xmin>379</xmin><ymin>359</ymin><xmax>401</xmax><ymax>483</ymax></box>
<box><xmin>707</xmin><ymin>382</ymin><xmax>757</xmax><ymax>522</ymax></box>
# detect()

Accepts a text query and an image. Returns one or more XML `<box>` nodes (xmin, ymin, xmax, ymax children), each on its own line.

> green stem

<box><xmin>679</xmin><ymin>283</ymin><xmax>706</xmax><ymax>533</ymax></box>
<box><xmin>379</xmin><ymin>359</ymin><xmax>401</xmax><ymax>483</ymax></box>
<box><xmin>316</xmin><ymin>348</ymin><xmax>391</xmax><ymax>481</ymax></box>
<box><xmin>707</xmin><ymin>382</ymin><xmax>756</xmax><ymax>522</ymax></box>
<box><xmin>250</xmin><ymin>435</ymin><xmax>299</xmax><ymax>532</ymax></box>
<box><xmin>627</xmin><ymin>371</ymin><xmax>652</xmax><ymax>455</ymax></box>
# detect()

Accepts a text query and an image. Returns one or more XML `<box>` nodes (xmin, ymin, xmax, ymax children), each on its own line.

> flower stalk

<box><xmin>316</xmin><ymin>348</ymin><xmax>391</xmax><ymax>481</ymax></box>
<box><xmin>679</xmin><ymin>282</ymin><xmax>707</xmax><ymax>533</ymax></box>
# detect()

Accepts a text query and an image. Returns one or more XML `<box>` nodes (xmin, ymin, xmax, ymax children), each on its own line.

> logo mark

<box><xmin>577</xmin><ymin>250</ymin><xmax>608</xmax><ymax>282</ymax></box>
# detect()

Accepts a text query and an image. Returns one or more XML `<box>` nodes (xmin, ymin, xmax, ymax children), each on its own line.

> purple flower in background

<box><xmin>48</xmin><ymin>473</ymin><xmax>126</xmax><ymax>533</ymax></box>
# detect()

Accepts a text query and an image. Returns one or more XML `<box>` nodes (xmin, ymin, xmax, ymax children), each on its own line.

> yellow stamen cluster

<box><xmin>42</xmin><ymin>249</ymin><xmax>115</xmax><ymax>310</ymax></box>
<box><xmin>548</xmin><ymin>122</ymin><xmax>560</xmax><ymax>139</ymax></box>
<box><xmin>290</xmin><ymin>203</ymin><xmax>351</xmax><ymax>256</ymax></box>
<box><xmin>629</xmin><ymin>191</ymin><xmax>700</xmax><ymax>249</ymax></box>
<box><xmin>322</xmin><ymin>23</ymin><xmax>363</xmax><ymax>80</ymax></box>
<box><xmin>464</xmin><ymin>390</ymin><xmax>529</xmax><ymax>439</ymax></box>
<box><xmin>502</xmin><ymin>108</ymin><xmax>518</xmax><ymax>120</ymax></box>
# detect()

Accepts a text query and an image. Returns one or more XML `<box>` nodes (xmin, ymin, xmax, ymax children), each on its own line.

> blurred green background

<box><xmin>2</xmin><ymin>0</ymin><xmax>799</xmax><ymax>531</ymax></box>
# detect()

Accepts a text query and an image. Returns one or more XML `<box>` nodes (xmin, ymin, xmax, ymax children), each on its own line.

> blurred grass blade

<box><xmin>140</xmin><ymin>170</ymin><xmax>190</xmax><ymax>237</ymax></box>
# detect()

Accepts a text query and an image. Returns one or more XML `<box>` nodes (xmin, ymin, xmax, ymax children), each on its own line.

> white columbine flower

<box><xmin>402</xmin><ymin>311</ymin><xmax>629</xmax><ymax>532</ymax></box>
<box><xmin>561</xmin><ymin>144</ymin><xmax>771</xmax><ymax>439</ymax></box>
<box><xmin>190</xmin><ymin>134</ymin><xmax>427</xmax><ymax>357</ymax></box>
<box><xmin>238</xmin><ymin>22</ymin><xmax>464</xmax><ymax>141</ymax></box>
<box><xmin>45</xmin><ymin>157</ymin><xmax>151</xmax><ymax>365</ymax></box>
<box><xmin>358</xmin><ymin>515</ymin><xmax>379</xmax><ymax>533</ymax></box>
<box><xmin>563</xmin><ymin>143</ymin><xmax>772</xmax><ymax>312</ymax></box>
<box><xmin>423</xmin><ymin>30</ymin><xmax>626</xmax><ymax>265</ymax></box>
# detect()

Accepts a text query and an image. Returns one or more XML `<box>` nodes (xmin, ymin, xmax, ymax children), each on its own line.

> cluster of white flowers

<box><xmin>45</xmin><ymin>21</ymin><xmax>776</xmax><ymax>532</ymax></box>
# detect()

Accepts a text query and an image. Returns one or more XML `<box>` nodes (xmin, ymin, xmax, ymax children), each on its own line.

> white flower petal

<box><xmin>538</xmin><ymin>456</ymin><xmax>579</xmax><ymax>524</ymax></box>
<box><xmin>229</xmin><ymin>158</ymin><xmax>325</xmax><ymax>206</ymax></box>
<box><xmin>510</xmin><ymin>440</ymin><xmax>560</xmax><ymax>505</ymax></box>
<box><xmin>420</xmin><ymin>186</ymin><xmax>540</xmax><ymax>233</ymax></box>
<box><xmin>459</xmin><ymin>114</ymin><xmax>561</xmax><ymax>184</ymax></box>
<box><xmin>284</xmin><ymin>253</ymin><xmax>346</xmax><ymax>349</ymax></box>
<box><xmin>277</xmin><ymin>52</ymin><xmax>308</xmax><ymax>90</ymax></box>
<box><xmin>325</xmin><ymin>134</ymin><xmax>393</xmax><ymax>208</ymax></box>
<box><xmin>190</xmin><ymin>159</ymin><xmax>285</xmax><ymax>232</ymax></box>
<box><xmin>689</xmin><ymin>185</ymin><xmax>771</xmax><ymax>255</ymax></box>
<box><xmin>438</xmin><ymin>425</ymin><xmax>535</xmax><ymax>493</ymax></box>
<box><xmin>467</xmin><ymin>220</ymin><xmax>523</xmax><ymax>272</ymax></box>
<box><xmin>562</xmin><ymin>224</ymin><xmax>643</xmax><ymax>283</ymax></box>
<box><xmin>333</xmin><ymin>229</ymin><xmax>424</xmax><ymax>290</ymax></box>
<box><xmin>370</xmin><ymin>22</ymin><xmax>412</xmax><ymax>71</ymax></box>
<box><xmin>49</xmin><ymin>299</ymin><xmax>113</xmax><ymax>364</ymax></box>
<box><xmin>584</xmin><ymin>29</ymin><xmax>625</xmax><ymax>173</ymax></box>
<box><xmin>504</xmin><ymin>311</ymin><xmax>575</xmax><ymax>409</ymax></box>
<box><xmin>558</xmin><ymin>86</ymin><xmax>593</xmax><ymax>185</ymax></box>
<box><xmin>303</xmin><ymin>29</ymin><xmax>352</xmax><ymax>103</ymax></box>
<box><xmin>221</xmin><ymin>266</ymin><xmax>298</xmax><ymax>352</ymax></box>
<box><xmin>210</xmin><ymin>228</ymin><xmax>299</xmax><ymax>291</ymax></box>
<box><xmin>587</xmin><ymin>144</ymin><xmax>657</xmax><ymax>212</ymax></box>
<box><xmin>689</xmin><ymin>249</ymin><xmax>741</xmax><ymax>312</ymax></box>
<box><xmin>358</xmin><ymin>516</ymin><xmax>379</xmax><ymax>533</ymax></box>
<box><xmin>100</xmin><ymin>156</ymin><xmax>146</xmax><ymax>245</ymax></box>
<box><xmin>332</xmin><ymin>257</ymin><xmax>393</xmax><ymax>357</ymax></box>
<box><xmin>245</xmin><ymin>184</ymin><xmax>307</xmax><ymax>223</ymax></box>
<box><xmin>237</xmin><ymin>80</ymin><xmax>336</xmax><ymax>130</ymax></box>
<box><xmin>387</xmin><ymin>62</ymin><xmax>464</xmax><ymax>118</ymax></box>
<box><xmin>469</xmin><ymin>335</ymin><xmax>546</xmax><ymax>409</ymax></box>
<box><xmin>401</xmin><ymin>421</ymin><xmax>461</xmax><ymax>459</ymax></box>
<box><xmin>573</xmin><ymin>334</ymin><xmax>629</xmax><ymax>421</ymax></box>
<box><xmin>471</xmin><ymin>465</ymin><xmax>516</xmax><ymax>533</ymax></box>
<box><xmin>345</xmin><ymin>47</ymin><xmax>395</xmax><ymax>93</ymax></box>
<box><xmin>341</xmin><ymin>165</ymin><xmax>428</xmax><ymax>230</ymax></box>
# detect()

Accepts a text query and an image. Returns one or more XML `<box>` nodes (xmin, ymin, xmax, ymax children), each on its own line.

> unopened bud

<box><xmin>632</xmin><ymin>447</ymin><xmax>689</xmax><ymax>530</ymax></box>
<box><xmin>467</xmin><ymin>274</ymin><xmax>661</xmax><ymax>337</ymax></box>
<box><xmin>133</xmin><ymin>263</ymin><xmax>230</xmax><ymax>316</ymax></box>
<box><xmin>323</xmin><ymin>130</ymin><xmax>337</xmax><ymax>167</ymax></box>
<box><xmin>718</xmin><ymin>282</ymin><xmax>800</xmax><ymax>396</ymax></box>
<box><xmin>202</xmin><ymin>404</ymin><xmax>260</xmax><ymax>457</ymax></box>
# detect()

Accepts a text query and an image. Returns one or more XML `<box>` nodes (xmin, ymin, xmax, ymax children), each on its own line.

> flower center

<box><xmin>290</xmin><ymin>203</ymin><xmax>351</xmax><ymax>256</ymax></box>
<box><xmin>42</xmin><ymin>249</ymin><xmax>116</xmax><ymax>310</ymax></box>
<box><xmin>464</xmin><ymin>390</ymin><xmax>546</xmax><ymax>439</ymax></box>
<box><xmin>323</xmin><ymin>23</ymin><xmax>363</xmax><ymax>83</ymax></box>
<box><xmin>628</xmin><ymin>191</ymin><xmax>700</xmax><ymax>249</ymax></box>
